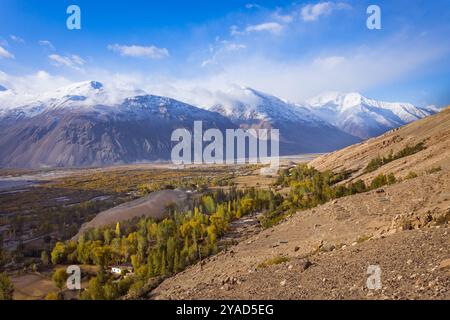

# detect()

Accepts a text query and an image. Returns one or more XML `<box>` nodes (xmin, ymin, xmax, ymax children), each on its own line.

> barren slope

<box><xmin>77</xmin><ymin>190</ymin><xmax>189</xmax><ymax>236</ymax></box>
<box><xmin>148</xmin><ymin>109</ymin><xmax>450</xmax><ymax>300</ymax></box>
<box><xmin>309</xmin><ymin>106</ymin><xmax>450</xmax><ymax>183</ymax></box>
<box><xmin>150</xmin><ymin>171</ymin><xmax>450</xmax><ymax>300</ymax></box>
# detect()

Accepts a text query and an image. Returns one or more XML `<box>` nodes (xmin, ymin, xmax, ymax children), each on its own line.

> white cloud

<box><xmin>230</xmin><ymin>25</ymin><xmax>244</xmax><ymax>36</ymax></box>
<box><xmin>245</xmin><ymin>22</ymin><xmax>284</xmax><ymax>34</ymax></box>
<box><xmin>0</xmin><ymin>46</ymin><xmax>14</xmax><ymax>59</ymax></box>
<box><xmin>201</xmin><ymin>41</ymin><xmax>247</xmax><ymax>67</ymax></box>
<box><xmin>272</xmin><ymin>12</ymin><xmax>295</xmax><ymax>24</ymax></box>
<box><xmin>301</xmin><ymin>2</ymin><xmax>351</xmax><ymax>22</ymax></box>
<box><xmin>245</xmin><ymin>3</ymin><xmax>262</xmax><ymax>10</ymax></box>
<box><xmin>48</xmin><ymin>54</ymin><xmax>85</xmax><ymax>70</ymax></box>
<box><xmin>39</xmin><ymin>40</ymin><xmax>55</xmax><ymax>50</ymax></box>
<box><xmin>142</xmin><ymin>38</ymin><xmax>449</xmax><ymax>106</ymax></box>
<box><xmin>313</xmin><ymin>56</ymin><xmax>346</xmax><ymax>69</ymax></box>
<box><xmin>10</xmin><ymin>35</ymin><xmax>25</xmax><ymax>44</ymax></box>
<box><xmin>0</xmin><ymin>70</ymin><xmax>72</xmax><ymax>95</ymax></box>
<box><xmin>107</xmin><ymin>44</ymin><xmax>170</xmax><ymax>59</ymax></box>
<box><xmin>223</xmin><ymin>43</ymin><xmax>247</xmax><ymax>52</ymax></box>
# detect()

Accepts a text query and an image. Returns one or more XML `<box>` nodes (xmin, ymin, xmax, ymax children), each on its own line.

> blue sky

<box><xmin>0</xmin><ymin>0</ymin><xmax>449</xmax><ymax>106</ymax></box>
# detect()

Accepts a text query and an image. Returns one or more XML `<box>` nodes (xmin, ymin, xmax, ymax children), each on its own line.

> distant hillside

<box><xmin>310</xmin><ymin>106</ymin><xmax>450</xmax><ymax>183</ymax></box>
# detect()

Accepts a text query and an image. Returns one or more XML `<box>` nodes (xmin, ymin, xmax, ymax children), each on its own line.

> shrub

<box><xmin>258</xmin><ymin>256</ymin><xmax>291</xmax><ymax>268</ymax></box>
<box><xmin>426</xmin><ymin>166</ymin><xmax>442</xmax><ymax>174</ymax></box>
<box><xmin>364</xmin><ymin>142</ymin><xmax>426</xmax><ymax>173</ymax></box>
<box><xmin>370</xmin><ymin>174</ymin><xmax>388</xmax><ymax>189</ymax></box>
<box><xmin>405</xmin><ymin>172</ymin><xmax>418</xmax><ymax>180</ymax></box>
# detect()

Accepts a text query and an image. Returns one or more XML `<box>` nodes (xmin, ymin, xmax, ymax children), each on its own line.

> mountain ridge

<box><xmin>0</xmin><ymin>81</ymin><xmax>440</xmax><ymax>168</ymax></box>
<box><xmin>305</xmin><ymin>91</ymin><xmax>439</xmax><ymax>139</ymax></box>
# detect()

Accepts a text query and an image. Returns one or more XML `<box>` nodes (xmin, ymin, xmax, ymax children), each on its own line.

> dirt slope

<box><xmin>310</xmin><ymin>106</ymin><xmax>450</xmax><ymax>183</ymax></box>
<box><xmin>148</xmin><ymin>110</ymin><xmax>450</xmax><ymax>300</ymax></box>
<box><xmin>150</xmin><ymin>172</ymin><xmax>450</xmax><ymax>300</ymax></box>
<box><xmin>77</xmin><ymin>190</ymin><xmax>189</xmax><ymax>236</ymax></box>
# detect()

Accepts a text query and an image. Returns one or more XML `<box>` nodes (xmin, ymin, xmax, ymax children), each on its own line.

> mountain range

<box><xmin>0</xmin><ymin>81</ymin><xmax>440</xmax><ymax>168</ymax></box>
<box><xmin>305</xmin><ymin>92</ymin><xmax>439</xmax><ymax>139</ymax></box>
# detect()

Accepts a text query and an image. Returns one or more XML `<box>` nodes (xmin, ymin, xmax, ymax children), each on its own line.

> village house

<box><xmin>110</xmin><ymin>265</ymin><xmax>134</xmax><ymax>276</ymax></box>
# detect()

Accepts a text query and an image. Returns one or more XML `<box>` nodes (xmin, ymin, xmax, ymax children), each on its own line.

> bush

<box><xmin>405</xmin><ymin>172</ymin><xmax>418</xmax><ymax>180</ymax></box>
<box><xmin>370</xmin><ymin>174</ymin><xmax>388</xmax><ymax>189</ymax></box>
<box><xmin>258</xmin><ymin>256</ymin><xmax>291</xmax><ymax>268</ymax></box>
<box><xmin>364</xmin><ymin>142</ymin><xmax>426</xmax><ymax>173</ymax></box>
<box><xmin>426</xmin><ymin>166</ymin><xmax>442</xmax><ymax>174</ymax></box>
<box><xmin>0</xmin><ymin>273</ymin><xmax>14</xmax><ymax>300</ymax></box>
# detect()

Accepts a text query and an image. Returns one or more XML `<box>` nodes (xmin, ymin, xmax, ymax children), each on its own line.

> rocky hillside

<box><xmin>147</xmin><ymin>107</ymin><xmax>450</xmax><ymax>300</ymax></box>
<box><xmin>310</xmin><ymin>106</ymin><xmax>450</xmax><ymax>183</ymax></box>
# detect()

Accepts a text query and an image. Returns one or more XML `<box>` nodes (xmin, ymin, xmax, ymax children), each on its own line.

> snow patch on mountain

<box><xmin>208</xmin><ymin>86</ymin><xmax>328</xmax><ymax>127</ymax></box>
<box><xmin>306</xmin><ymin>92</ymin><xmax>439</xmax><ymax>139</ymax></box>
<box><xmin>0</xmin><ymin>81</ymin><xmax>147</xmax><ymax>118</ymax></box>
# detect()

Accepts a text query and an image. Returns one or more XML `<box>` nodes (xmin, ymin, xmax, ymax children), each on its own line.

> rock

<box><xmin>407</xmin><ymin>259</ymin><xmax>413</xmax><ymax>265</ymax></box>
<box><xmin>299</xmin><ymin>259</ymin><xmax>313</xmax><ymax>271</ymax></box>
<box><xmin>221</xmin><ymin>284</ymin><xmax>231</xmax><ymax>291</ymax></box>
<box><xmin>322</xmin><ymin>244</ymin><xmax>336</xmax><ymax>252</ymax></box>
<box><xmin>438</xmin><ymin>258</ymin><xmax>450</xmax><ymax>270</ymax></box>
<box><xmin>294</xmin><ymin>246</ymin><xmax>300</xmax><ymax>252</ymax></box>
<box><xmin>280</xmin><ymin>280</ymin><xmax>287</xmax><ymax>286</ymax></box>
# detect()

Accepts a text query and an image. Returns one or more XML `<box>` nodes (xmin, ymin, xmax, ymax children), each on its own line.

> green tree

<box><xmin>0</xmin><ymin>273</ymin><xmax>14</xmax><ymax>300</ymax></box>
<box><xmin>51</xmin><ymin>242</ymin><xmax>67</xmax><ymax>265</ymax></box>
<box><xmin>83</xmin><ymin>277</ymin><xmax>104</xmax><ymax>300</ymax></box>
<box><xmin>45</xmin><ymin>292</ymin><xmax>60</xmax><ymax>300</ymax></box>
<box><xmin>41</xmin><ymin>250</ymin><xmax>50</xmax><ymax>266</ymax></box>
<box><xmin>52</xmin><ymin>269</ymin><xmax>68</xmax><ymax>291</ymax></box>
<box><xmin>115</xmin><ymin>222</ymin><xmax>121</xmax><ymax>238</ymax></box>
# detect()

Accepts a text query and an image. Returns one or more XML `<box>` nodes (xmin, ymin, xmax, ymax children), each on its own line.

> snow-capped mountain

<box><xmin>0</xmin><ymin>81</ymin><xmax>235</xmax><ymax>168</ymax></box>
<box><xmin>209</xmin><ymin>87</ymin><xmax>321</xmax><ymax>124</ymax></box>
<box><xmin>208</xmin><ymin>87</ymin><xmax>361</xmax><ymax>154</ymax></box>
<box><xmin>0</xmin><ymin>81</ymin><xmax>438</xmax><ymax>168</ymax></box>
<box><xmin>306</xmin><ymin>92</ymin><xmax>438</xmax><ymax>139</ymax></box>
<box><xmin>0</xmin><ymin>81</ymin><xmax>146</xmax><ymax>119</ymax></box>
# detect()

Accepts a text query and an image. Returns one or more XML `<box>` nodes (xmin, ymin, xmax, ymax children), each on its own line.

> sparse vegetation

<box><xmin>434</xmin><ymin>211</ymin><xmax>450</xmax><ymax>225</ymax></box>
<box><xmin>364</xmin><ymin>142</ymin><xmax>426</xmax><ymax>173</ymax></box>
<box><xmin>262</xmin><ymin>164</ymin><xmax>398</xmax><ymax>228</ymax></box>
<box><xmin>258</xmin><ymin>256</ymin><xmax>291</xmax><ymax>268</ymax></box>
<box><xmin>426</xmin><ymin>166</ymin><xmax>442</xmax><ymax>174</ymax></box>
<box><xmin>0</xmin><ymin>273</ymin><xmax>14</xmax><ymax>300</ymax></box>
<box><xmin>405</xmin><ymin>171</ymin><xmax>418</xmax><ymax>180</ymax></box>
